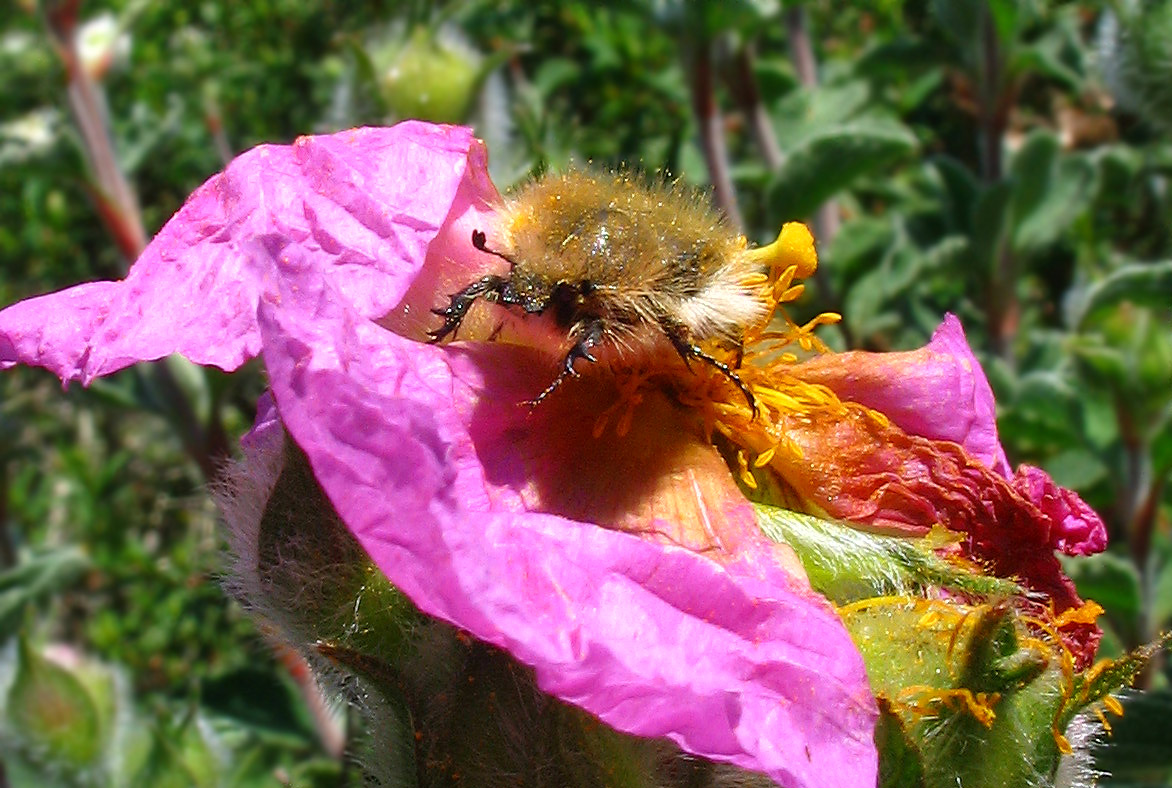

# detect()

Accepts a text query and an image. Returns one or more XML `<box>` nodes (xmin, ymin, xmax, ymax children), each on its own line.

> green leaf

<box><xmin>822</xmin><ymin>216</ymin><xmax>893</xmax><ymax>278</ymax></box>
<box><xmin>1155</xmin><ymin>545</ymin><xmax>1172</xmax><ymax>629</ymax></box>
<box><xmin>200</xmin><ymin>667</ymin><xmax>319</xmax><ymax>743</ymax></box>
<box><xmin>932</xmin><ymin>155</ymin><xmax>981</xmax><ymax>231</ymax></box>
<box><xmin>1068</xmin><ymin>261</ymin><xmax>1172</xmax><ymax>327</ymax></box>
<box><xmin>1042</xmin><ymin>449</ymin><xmax>1108</xmax><ymax>491</ymax></box>
<box><xmin>930</xmin><ymin>0</ymin><xmax>982</xmax><ymax>65</ymax></box>
<box><xmin>129</xmin><ymin>713</ymin><xmax>222</xmax><ymax>788</ymax></box>
<box><xmin>768</xmin><ymin>120</ymin><xmax>917</xmax><ymax>220</ymax></box>
<box><xmin>1012</xmin><ymin>29</ymin><xmax>1084</xmax><ymax>90</ymax></box>
<box><xmin>0</xmin><ymin>750</ymin><xmax>75</xmax><ymax>788</ymax></box>
<box><xmin>0</xmin><ymin>548</ymin><xmax>89</xmax><ymax>641</ymax></box>
<box><xmin>773</xmin><ymin>82</ymin><xmax>873</xmax><ymax>146</ymax></box>
<box><xmin>1009</xmin><ymin>131</ymin><xmax>1097</xmax><ymax>254</ymax></box>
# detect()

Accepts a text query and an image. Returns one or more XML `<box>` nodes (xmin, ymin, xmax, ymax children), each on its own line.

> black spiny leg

<box><xmin>526</xmin><ymin>319</ymin><xmax>605</xmax><ymax>408</ymax></box>
<box><xmin>427</xmin><ymin>274</ymin><xmax>508</xmax><ymax>343</ymax></box>
<box><xmin>665</xmin><ymin>327</ymin><xmax>758</xmax><ymax>418</ymax></box>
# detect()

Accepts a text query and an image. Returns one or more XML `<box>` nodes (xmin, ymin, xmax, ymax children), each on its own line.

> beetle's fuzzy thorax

<box><xmin>494</xmin><ymin>171</ymin><xmax>768</xmax><ymax>349</ymax></box>
<box><xmin>429</xmin><ymin>169</ymin><xmax>777</xmax><ymax>409</ymax></box>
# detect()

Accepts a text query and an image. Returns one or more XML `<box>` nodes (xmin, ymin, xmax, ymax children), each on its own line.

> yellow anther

<box><xmin>918</xmin><ymin>609</ymin><xmax>942</xmax><ymax>627</ymax></box>
<box><xmin>1053</xmin><ymin>601</ymin><xmax>1104</xmax><ymax>627</ymax></box>
<box><xmin>592</xmin><ymin>412</ymin><xmax>609</xmax><ymax>439</ymax></box>
<box><xmin>772</xmin><ymin>265</ymin><xmax>798</xmax><ymax>296</ymax></box>
<box><xmin>779</xmin><ymin>284</ymin><xmax>806</xmax><ymax>302</ymax></box>
<box><xmin>801</xmin><ymin>312</ymin><xmax>842</xmax><ymax>331</ymax></box>
<box><xmin>736</xmin><ymin>450</ymin><xmax>758</xmax><ymax>489</ymax></box>
<box><xmin>744</xmin><ymin>221</ymin><xmax>818</xmax><ymax>278</ymax></box>
<box><xmin>895</xmin><ymin>686</ymin><xmax>999</xmax><ymax>727</ymax></box>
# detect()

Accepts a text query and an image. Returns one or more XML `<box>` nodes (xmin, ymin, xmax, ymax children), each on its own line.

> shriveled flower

<box><xmin>728</xmin><ymin>314</ymin><xmax>1108</xmax><ymax>667</ymax></box>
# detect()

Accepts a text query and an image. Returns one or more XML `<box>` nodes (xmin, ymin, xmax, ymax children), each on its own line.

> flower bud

<box><xmin>4</xmin><ymin>638</ymin><xmax>104</xmax><ymax>775</ymax></box>
<box><xmin>378</xmin><ymin>26</ymin><xmax>484</xmax><ymax>124</ymax></box>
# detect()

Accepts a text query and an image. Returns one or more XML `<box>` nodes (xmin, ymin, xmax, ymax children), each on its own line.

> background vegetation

<box><xmin>1</xmin><ymin>0</ymin><xmax>1170</xmax><ymax>785</ymax></box>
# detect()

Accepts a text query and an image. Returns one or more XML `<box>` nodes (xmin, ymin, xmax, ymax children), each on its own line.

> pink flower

<box><xmin>0</xmin><ymin>123</ymin><xmax>878</xmax><ymax>788</ymax></box>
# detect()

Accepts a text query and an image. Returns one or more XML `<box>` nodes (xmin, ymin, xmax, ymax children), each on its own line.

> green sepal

<box><xmin>317</xmin><ymin>637</ymin><xmax>682</xmax><ymax>788</ymax></box>
<box><xmin>266</xmin><ymin>440</ymin><xmax>771</xmax><ymax>787</ymax></box>
<box><xmin>841</xmin><ymin>599</ymin><xmax>1069</xmax><ymax>788</ymax></box>
<box><xmin>875</xmin><ymin>701</ymin><xmax>926</xmax><ymax>788</ymax></box>
<box><xmin>1057</xmin><ymin>631</ymin><xmax>1172</xmax><ymax>733</ymax></box>
<box><xmin>255</xmin><ymin>441</ymin><xmax>424</xmax><ymax>663</ymax></box>
<box><xmin>754</xmin><ymin>504</ymin><xmax>1023</xmax><ymax>603</ymax></box>
<box><xmin>955</xmin><ymin>603</ymin><xmax>1049</xmax><ymax>694</ymax></box>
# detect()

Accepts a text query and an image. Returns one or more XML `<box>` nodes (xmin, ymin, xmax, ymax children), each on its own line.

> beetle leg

<box><xmin>526</xmin><ymin>318</ymin><xmax>604</xmax><ymax>408</ymax></box>
<box><xmin>427</xmin><ymin>274</ymin><xmax>509</xmax><ymax>343</ymax></box>
<box><xmin>664</xmin><ymin>324</ymin><xmax>757</xmax><ymax>417</ymax></box>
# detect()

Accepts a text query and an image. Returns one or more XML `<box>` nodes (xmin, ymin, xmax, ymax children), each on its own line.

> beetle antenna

<box><xmin>472</xmin><ymin>230</ymin><xmax>516</xmax><ymax>266</ymax></box>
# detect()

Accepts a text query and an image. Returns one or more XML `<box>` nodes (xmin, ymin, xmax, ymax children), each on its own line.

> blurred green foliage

<box><xmin>1</xmin><ymin>0</ymin><xmax>1171</xmax><ymax>785</ymax></box>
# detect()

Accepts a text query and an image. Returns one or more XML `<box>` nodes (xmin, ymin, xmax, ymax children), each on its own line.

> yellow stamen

<box><xmin>591</xmin><ymin>368</ymin><xmax>647</xmax><ymax>438</ymax></box>
<box><xmin>772</xmin><ymin>265</ymin><xmax>798</xmax><ymax>298</ymax></box>
<box><xmin>592</xmin><ymin>411</ymin><xmax>609</xmax><ymax>439</ymax></box>
<box><xmin>743</xmin><ymin>221</ymin><xmax>818</xmax><ymax>278</ymax></box>
<box><xmin>779</xmin><ymin>284</ymin><xmax>806</xmax><ymax>302</ymax></box>
<box><xmin>918</xmin><ymin>609</ymin><xmax>942</xmax><ymax>627</ymax></box>
<box><xmin>736</xmin><ymin>450</ymin><xmax>758</xmax><ymax>490</ymax></box>
<box><xmin>838</xmin><ymin>594</ymin><xmax>967</xmax><ymax>619</ymax></box>
<box><xmin>1093</xmin><ymin>706</ymin><xmax>1114</xmax><ymax>735</ymax></box>
<box><xmin>1103</xmin><ymin>694</ymin><xmax>1124</xmax><ymax>716</ymax></box>
<box><xmin>800</xmin><ymin>312</ymin><xmax>842</xmax><ymax>331</ymax></box>
<box><xmin>895</xmin><ymin>686</ymin><xmax>1000</xmax><ymax>727</ymax></box>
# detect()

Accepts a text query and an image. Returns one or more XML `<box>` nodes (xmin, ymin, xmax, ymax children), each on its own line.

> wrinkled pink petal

<box><xmin>796</xmin><ymin>314</ymin><xmax>1012</xmax><ymax>477</ymax></box>
<box><xmin>1012</xmin><ymin>465</ymin><xmax>1108</xmax><ymax>556</ymax></box>
<box><xmin>1</xmin><ymin>122</ymin><xmax>492</xmax><ymax>383</ymax></box>
<box><xmin>253</xmin><ymin>257</ymin><xmax>877</xmax><ymax>788</ymax></box>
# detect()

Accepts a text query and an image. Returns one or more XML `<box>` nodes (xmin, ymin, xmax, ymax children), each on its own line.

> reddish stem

<box><xmin>274</xmin><ymin>640</ymin><xmax>347</xmax><ymax>758</ymax></box>
<box><xmin>687</xmin><ymin>39</ymin><xmax>744</xmax><ymax>229</ymax></box>
<box><xmin>973</xmin><ymin>6</ymin><xmax>1019</xmax><ymax>360</ymax></box>
<box><xmin>45</xmin><ymin>6</ymin><xmax>147</xmax><ymax>266</ymax></box>
<box><xmin>782</xmin><ymin>5</ymin><xmax>850</xmax><ymax>346</ymax></box>
<box><xmin>728</xmin><ymin>45</ymin><xmax>782</xmax><ymax>170</ymax></box>
<box><xmin>42</xmin><ymin>3</ymin><xmax>231</xmax><ymax>483</ymax></box>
